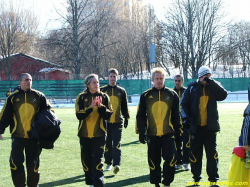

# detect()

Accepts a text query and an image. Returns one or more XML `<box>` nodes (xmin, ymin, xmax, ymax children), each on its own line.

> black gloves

<box><xmin>139</xmin><ymin>132</ymin><xmax>147</xmax><ymax>144</ymax></box>
<box><xmin>124</xmin><ymin>119</ymin><xmax>128</xmax><ymax>128</ymax></box>
<box><xmin>183</xmin><ymin>119</ymin><xmax>190</xmax><ymax>129</ymax></box>
<box><xmin>203</xmin><ymin>77</ymin><xmax>212</xmax><ymax>83</ymax></box>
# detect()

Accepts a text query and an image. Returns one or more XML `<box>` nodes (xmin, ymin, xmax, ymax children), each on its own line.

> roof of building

<box><xmin>39</xmin><ymin>68</ymin><xmax>70</xmax><ymax>73</ymax></box>
<box><xmin>0</xmin><ymin>53</ymin><xmax>59</xmax><ymax>67</ymax></box>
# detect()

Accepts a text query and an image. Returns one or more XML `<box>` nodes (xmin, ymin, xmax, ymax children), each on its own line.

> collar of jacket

<box><xmin>153</xmin><ymin>86</ymin><xmax>165</xmax><ymax>91</ymax></box>
<box><xmin>19</xmin><ymin>88</ymin><xmax>32</xmax><ymax>94</ymax></box>
<box><xmin>174</xmin><ymin>86</ymin><xmax>185</xmax><ymax>90</ymax></box>
<box><xmin>86</xmin><ymin>88</ymin><xmax>101</xmax><ymax>96</ymax></box>
<box><xmin>107</xmin><ymin>84</ymin><xmax>117</xmax><ymax>88</ymax></box>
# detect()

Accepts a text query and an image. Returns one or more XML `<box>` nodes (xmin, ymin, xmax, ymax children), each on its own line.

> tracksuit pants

<box><xmin>104</xmin><ymin>123</ymin><xmax>123</xmax><ymax>166</ymax></box>
<box><xmin>147</xmin><ymin>134</ymin><xmax>177</xmax><ymax>186</ymax></box>
<box><xmin>176</xmin><ymin>127</ymin><xmax>190</xmax><ymax>165</ymax></box>
<box><xmin>80</xmin><ymin>136</ymin><xmax>106</xmax><ymax>187</ymax></box>
<box><xmin>190</xmin><ymin>126</ymin><xmax>219</xmax><ymax>182</ymax></box>
<box><xmin>10</xmin><ymin>137</ymin><xmax>41</xmax><ymax>187</ymax></box>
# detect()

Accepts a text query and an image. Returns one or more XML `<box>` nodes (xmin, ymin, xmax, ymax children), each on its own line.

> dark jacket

<box><xmin>75</xmin><ymin>89</ymin><xmax>113</xmax><ymax>138</ymax></box>
<box><xmin>136</xmin><ymin>86</ymin><xmax>181</xmax><ymax>136</ymax></box>
<box><xmin>100</xmin><ymin>84</ymin><xmax>130</xmax><ymax>124</ymax></box>
<box><xmin>0</xmin><ymin>89</ymin><xmax>51</xmax><ymax>138</ymax></box>
<box><xmin>239</xmin><ymin>84</ymin><xmax>250</xmax><ymax>146</ymax></box>
<box><xmin>28</xmin><ymin>109</ymin><xmax>61</xmax><ymax>149</ymax></box>
<box><xmin>173</xmin><ymin>86</ymin><xmax>186</xmax><ymax>100</ymax></box>
<box><xmin>181</xmin><ymin>79</ymin><xmax>227</xmax><ymax>133</ymax></box>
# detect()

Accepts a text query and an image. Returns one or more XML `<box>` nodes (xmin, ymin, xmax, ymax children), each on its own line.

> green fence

<box><xmin>0</xmin><ymin>78</ymin><xmax>249</xmax><ymax>98</ymax></box>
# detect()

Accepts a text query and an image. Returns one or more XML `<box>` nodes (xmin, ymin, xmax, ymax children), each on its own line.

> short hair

<box><xmin>174</xmin><ymin>74</ymin><xmax>184</xmax><ymax>81</ymax></box>
<box><xmin>19</xmin><ymin>73</ymin><xmax>32</xmax><ymax>81</ymax></box>
<box><xmin>151</xmin><ymin>67</ymin><xmax>166</xmax><ymax>80</ymax></box>
<box><xmin>84</xmin><ymin>74</ymin><xmax>99</xmax><ymax>86</ymax></box>
<box><xmin>108</xmin><ymin>68</ymin><xmax>118</xmax><ymax>76</ymax></box>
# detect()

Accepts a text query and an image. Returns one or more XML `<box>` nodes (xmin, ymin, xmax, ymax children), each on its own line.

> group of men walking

<box><xmin>136</xmin><ymin>66</ymin><xmax>227</xmax><ymax>187</ymax></box>
<box><xmin>0</xmin><ymin>66</ymin><xmax>227</xmax><ymax>187</ymax></box>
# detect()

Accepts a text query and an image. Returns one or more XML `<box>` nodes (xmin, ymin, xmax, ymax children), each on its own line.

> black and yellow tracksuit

<box><xmin>100</xmin><ymin>84</ymin><xmax>129</xmax><ymax>166</ymax></box>
<box><xmin>181</xmin><ymin>80</ymin><xmax>227</xmax><ymax>182</ymax></box>
<box><xmin>75</xmin><ymin>89</ymin><xmax>112</xmax><ymax>187</ymax></box>
<box><xmin>136</xmin><ymin>86</ymin><xmax>181</xmax><ymax>186</ymax></box>
<box><xmin>173</xmin><ymin>86</ymin><xmax>190</xmax><ymax>165</ymax></box>
<box><xmin>0</xmin><ymin>88</ymin><xmax>51</xmax><ymax>187</ymax></box>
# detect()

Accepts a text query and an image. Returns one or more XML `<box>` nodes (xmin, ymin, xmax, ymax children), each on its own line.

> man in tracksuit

<box><xmin>100</xmin><ymin>68</ymin><xmax>130</xmax><ymax>175</ymax></box>
<box><xmin>136</xmin><ymin>67</ymin><xmax>181</xmax><ymax>187</ymax></box>
<box><xmin>75</xmin><ymin>74</ymin><xmax>113</xmax><ymax>187</ymax></box>
<box><xmin>173</xmin><ymin>75</ymin><xmax>190</xmax><ymax>171</ymax></box>
<box><xmin>181</xmin><ymin>66</ymin><xmax>227</xmax><ymax>186</ymax></box>
<box><xmin>0</xmin><ymin>73</ymin><xmax>51</xmax><ymax>187</ymax></box>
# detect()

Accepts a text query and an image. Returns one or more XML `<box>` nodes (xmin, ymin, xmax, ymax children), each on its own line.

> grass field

<box><xmin>0</xmin><ymin>103</ymin><xmax>248</xmax><ymax>187</ymax></box>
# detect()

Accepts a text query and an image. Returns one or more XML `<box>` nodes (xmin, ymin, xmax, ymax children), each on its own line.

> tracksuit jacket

<box><xmin>100</xmin><ymin>84</ymin><xmax>129</xmax><ymax>123</ymax></box>
<box><xmin>136</xmin><ymin>86</ymin><xmax>181</xmax><ymax>136</ymax></box>
<box><xmin>0</xmin><ymin>89</ymin><xmax>51</xmax><ymax>137</ymax></box>
<box><xmin>75</xmin><ymin>89</ymin><xmax>113</xmax><ymax>138</ymax></box>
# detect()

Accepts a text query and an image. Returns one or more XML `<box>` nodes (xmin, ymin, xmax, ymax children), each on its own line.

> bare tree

<box><xmin>43</xmin><ymin>0</ymin><xmax>120</xmax><ymax>79</ymax></box>
<box><xmin>0</xmin><ymin>0</ymin><xmax>38</xmax><ymax>80</ymax></box>
<box><xmin>161</xmin><ymin>0</ymin><xmax>226</xmax><ymax>78</ymax></box>
<box><xmin>214</xmin><ymin>21</ymin><xmax>250</xmax><ymax>78</ymax></box>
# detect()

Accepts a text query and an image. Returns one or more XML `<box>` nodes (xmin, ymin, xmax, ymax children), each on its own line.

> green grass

<box><xmin>0</xmin><ymin>103</ymin><xmax>248</xmax><ymax>187</ymax></box>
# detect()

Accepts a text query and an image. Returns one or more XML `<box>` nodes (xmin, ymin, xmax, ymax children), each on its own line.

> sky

<box><xmin>26</xmin><ymin>0</ymin><xmax>250</xmax><ymax>32</ymax></box>
<box><xmin>144</xmin><ymin>0</ymin><xmax>250</xmax><ymax>22</ymax></box>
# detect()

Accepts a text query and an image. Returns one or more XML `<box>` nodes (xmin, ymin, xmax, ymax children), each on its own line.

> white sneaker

<box><xmin>105</xmin><ymin>164</ymin><xmax>112</xmax><ymax>171</ymax></box>
<box><xmin>89</xmin><ymin>185</ymin><xmax>94</xmax><ymax>187</ymax></box>
<box><xmin>175</xmin><ymin>164</ymin><xmax>182</xmax><ymax>170</ymax></box>
<box><xmin>113</xmin><ymin>165</ymin><xmax>120</xmax><ymax>174</ymax></box>
<box><xmin>183</xmin><ymin>163</ymin><xmax>190</xmax><ymax>170</ymax></box>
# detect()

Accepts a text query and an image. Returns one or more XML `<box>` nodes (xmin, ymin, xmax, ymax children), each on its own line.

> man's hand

<box><xmin>139</xmin><ymin>133</ymin><xmax>147</xmax><ymax>144</ymax></box>
<box><xmin>203</xmin><ymin>77</ymin><xmax>212</xmax><ymax>84</ymax></box>
<box><xmin>124</xmin><ymin>119</ymin><xmax>128</xmax><ymax>129</ymax></box>
<box><xmin>0</xmin><ymin>134</ymin><xmax>3</xmax><ymax>140</ymax></box>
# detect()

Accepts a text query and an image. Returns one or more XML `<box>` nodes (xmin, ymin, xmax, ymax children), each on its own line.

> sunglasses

<box><xmin>175</xmin><ymin>80</ymin><xmax>182</xmax><ymax>82</ymax></box>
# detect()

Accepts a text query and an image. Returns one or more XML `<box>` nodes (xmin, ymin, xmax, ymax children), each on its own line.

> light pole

<box><xmin>148</xmin><ymin>4</ymin><xmax>156</xmax><ymax>88</ymax></box>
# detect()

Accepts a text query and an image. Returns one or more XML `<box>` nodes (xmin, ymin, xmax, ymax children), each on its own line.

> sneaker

<box><xmin>105</xmin><ymin>164</ymin><xmax>112</xmax><ymax>171</ymax></box>
<box><xmin>163</xmin><ymin>185</ymin><xmax>170</xmax><ymax>187</ymax></box>
<box><xmin>155</xmin><ymin>184</ymin><xmax>160</xmax><ymax>187</ymax></box>
<box><xmin>113</xmin><ymin>165</ymin><xmax>120</xmax><ymax>174</ymax></box>
<box><xmin>89</xmin><ymin>185</ymin><xmax>94</xmax><ymax>187</ymax></box>
<box><xmin>183</xmin><ymin>163</ymin><xmax>190</xmax><ymax>170</ymax></box>
<box><xmin>175</xmin><ymin>164</ymin><xmax>182</xmax><ymax>170</ymax></box>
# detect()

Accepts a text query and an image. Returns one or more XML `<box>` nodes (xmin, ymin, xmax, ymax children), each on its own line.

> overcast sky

<box><xmin>28</xmin><ymin>0</ymin><xmax>250</xmax><ymax>32</ymax></box>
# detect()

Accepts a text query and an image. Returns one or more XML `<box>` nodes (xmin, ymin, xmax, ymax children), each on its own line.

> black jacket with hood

<box><xmin>181</xmin><ymin>79</ymin><xmax>227</xmax><ymax>134</ymax></box>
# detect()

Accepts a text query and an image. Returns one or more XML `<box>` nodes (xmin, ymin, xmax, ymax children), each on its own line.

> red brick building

<box><xmin>39</xmin><ymin>68</ymin><xmax>70</xmax><ymax>80</ymax></box>
<box><xmin>0</xmin><ymin>53</ymin><xmax>69</xmax><ymax>80</ymax></box>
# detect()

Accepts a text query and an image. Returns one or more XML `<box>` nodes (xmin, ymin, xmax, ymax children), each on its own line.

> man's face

<box><xmin>87</xmin><ymin>77</ymin><xmax>99</xmax><ymax>93</ymax></box>
<box><xmin>153</xmin><ymin>72</ymin><xmax>165</xmax><ymax>89</ymax></box>
<box><xmin>199</xmin><ymin>74</ymin><xmax>211</xmax><ymax>85</ymax></box>
<box><xmin>174</xmin><ymin>77</ymin><xmax>183</xmax><ymax>89</ymax></box>
<box><xmin>19</xmin><ymin>75</ymin><xmax>32</xmax><ymax>91</ymax></box>
<box><xmin>108</xmin><ymin>73</ymin><xmax>118</xmax><ymax>85</ymax></box>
